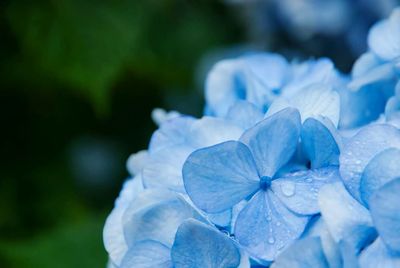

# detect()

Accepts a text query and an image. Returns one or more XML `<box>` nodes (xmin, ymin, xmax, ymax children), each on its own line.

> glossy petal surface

<box><xmin>369</xmin><ymin>178</ymin><xmax>400</xmax><ymax>253</ymax></box>
<box><xmin>360</xmin><ymin>148</ymin><xmax>400</xmax><ymax>206</ymax></box>
<box><xmin>240</xmin><ymin>108</ymin><xmax>301</xmax><ymax>177</ymax></box>
<box><xmin>339</xmin><ymin>124</ymin><xmax>400</xmax><ymax>202</ymax></box>
<box><xmin>301</xmin><ymin>118</ymin><xmax>341</xmax><ymax>169</ymax></box>
<box><xmin>183</xmin><ymin>141</ymin><xmax>259</xmax><ymax>213</ymax></box>
<box><xmin>272</xmin><ymin>167</ymin><xmax>340</xmax><ymax>215</ymax></box>
<box><xmin>318</xmin><ymin>182</ymin><xmax>377</xmax><ymax>253</ymax></box>
<box><xmin>171</xmin><ymin>219</ymin><xmax>241</xmax><ymax>268</ymax></box>
<box><xmin>235</xmin><ymin>191</ymin><xmax>309</xmax><ymax>261</ymax></box>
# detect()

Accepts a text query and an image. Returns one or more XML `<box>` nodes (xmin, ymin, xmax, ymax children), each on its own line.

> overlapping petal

<box><xmin>240</xmin><ymin>108</ymin><xmax>301</xmax><ymax>177</ymax></box>
<box><xmin>359</xmin><ymin>238</ymin><xmax>400</xmax><ymax>268</ymax></box>
<box><xmin>235</xmin><ymin>191</ymin><xmax>309</xmax><ymax>261</ymax></box>
<box><xmin>120</xmin><ymin>241</ymin><xmax>173</xmax><ymax>268</ymax></box>
<box><xmin>183</xmin><ymin>141</ymin><xmax>259</xmax><ymax>213</ymax></box>
<box><xmin>272</xmin><ymin>167</ymin><xmax>339</xmax><ymax>215</ymax></box>
<box><xmin>171</xmin><ymin>219</ymin><xmax>242</xmax><ymax>268</ymax></box>
<box><xmin>339</xmin><ymin>123</ymin><xmax>400</xmax><ymax>202</ymax></box>
<box><xmin>369</xmin><ymin>178</ymin><xmax>400</xmax><ymax>253</ymax></box>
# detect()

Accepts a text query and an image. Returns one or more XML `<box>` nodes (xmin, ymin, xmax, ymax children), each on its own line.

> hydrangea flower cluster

<box><xmin>104</xmin><ymin>7</ymin><xmax>400</xmax><ymax>268</ymax></box>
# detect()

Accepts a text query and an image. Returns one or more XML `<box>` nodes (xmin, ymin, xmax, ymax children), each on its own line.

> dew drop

<box><xmin>268</xmin><ymin>237</ymin><xmax>275</xmax><ymax>244</ymax></box>
<box><xmin>280</xmin><ymin>181</ymin><xmax>296</xmax><ymax>197</ymax></box>
<box><xmin>305</xmin><ymin>177</ymin><xmax>313</xmax><ymax>183</ymax></box>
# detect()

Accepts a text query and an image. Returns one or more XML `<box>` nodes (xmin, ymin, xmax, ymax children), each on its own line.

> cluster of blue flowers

<box><xmin>104</xmin><ymin>7</ymin><xmax>400</xmax><ymax>268</ymax></box>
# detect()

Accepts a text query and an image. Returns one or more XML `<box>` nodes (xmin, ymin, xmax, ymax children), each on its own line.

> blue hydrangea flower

<box><xmin>183</xmin><ymin>108</ymin><xmax>340</xmax><ymax>262</ymax></box>
<box><xmin>205</xmin><ymin>53</ymin><xmax>341</xmax><ymax>117</ymax></box>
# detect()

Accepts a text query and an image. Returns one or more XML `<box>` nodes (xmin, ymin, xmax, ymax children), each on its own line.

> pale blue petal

<box><xmin>240</xmin><ymin>108</ymin><xmax>301</xmax><ymax>177</ymax></box>
<box><xmin>183</xmin><ymin>141</ymin><xmax>259</xmax><ymax>213</ymax></box>
<box><xmin>301</xmin><ymin>117</ymin><xmax>341</xmax><ymax>169</ymax></box>
<box><xmin>271</xmin><ymin>237</ymin><xmax>329</xmax><ymax>268</ymax></box>
<box><xmin>369</xmin><ymin>178</ymin><xmax>400</xmax><ymax>253</ymax></box>
<box><xmin>318</xmin><ymin>182</ymin><xmax>377</xmax><ymax>253</ymax></box>
<box><xmin>348</xmin><ymin>62</ymin><xmax>396</xmax><ymax>90</ymax></box>
<box><xmin>226</xmin><ymin>101</ymin><xmax>264</xmax><ymax>130</ymax></box>
<box><xmin>360</xmin><ymin>148</ymin><xmax>400</xmax><ymax>206</ymax></box>
<box><xmin>368</xmin><ymin>8</ymin><xmax>400</xmax><ymax>61</ymax></box>
<box><xmin>120</xmin><ymin>240</ymin><xmax>173</xmax><ymax>268</ymax></box>
<box><xmin>126</xmin><ymin>150</ymin><xmax>149</xmax><ymax>176</ymax></box>
<box><xmin>208</xmin><ymin>209</ymin><xmax>232</xmax><ymax>227</ymax></box>
<box><xmin>272</xmin><ymin>167</ymin><xmax>340</xmax><ymax>215</ymax></box>
<box><xmin>171</xmin><ymin>219</ymin><xmax>241</xmax><ymax>268</ymax></box>
<box><xmin>235</xmin><ymin>191</ymin><xmax>309</xmax><ymax>261</ymax></box>
<box><xmin>267</xmin><ymin>84</ymin><xmax>340</xmax><ymax>127</ymax></box>
<box><xmin>123</xmin><ymin>192</ymin><xmax>205</xmax><ymax>248</ymax></box>
<box><xmin>339</xmin><ymin>124</ymin><xmax>400</xmax><ymax>202</ymax></box>
<box><xmin>337</xmin><ymin>84</ymin><xmax>387</xmax><ymax>128</ymax></box>
<box><xmin>103</xmin><ymin>176</ymin><xmax>144</xmax><ymax>265</ymax></box>
<box><xmin>149</xmin><ymin>116</ymin><xmax>195</xmax><ymax>153</ymax></box>
<box><xmin>142</xmin><ymin>145</ymin><xmax>192</xmax><ymax>193</ymax></box>
<box><xmin>186</xmin><ymin>117</ymin><xmax>243</xmax><ymax>148</ymax></box>
<box><xmin>359</xmin><ymin>238</ymin><xmax>400</xmax><ymax>268</ymax></box>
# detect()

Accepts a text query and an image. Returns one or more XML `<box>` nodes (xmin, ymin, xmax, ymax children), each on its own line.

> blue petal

<box><xmin>123</xmin><ymin>192</ymin><xmax>205</xmax><ymax>248</ymax></box>
<box><xmin>318</xmin><ymin>182</ymin><xmax>377</xmax><ymax>253</ymax></box>
<box><xmin>368</xmin><ymin>8</ymin><xmax>400</xmax><ymax>61</ymax></box>
<box><xmin>226</xmin><ymin>101</ymin><xmax>264</xmax><ymax>130</ymax></box>
<box><xmin>369</xmin><ymin>178</ymin><xmax>400</xmax><ymax>253</ymax></box>
<box><xmin>208</xmin><ymin>209</ymin><xmax>232</xmax><ymax>227</ymax></box>
<box><xmin>205</xmin><ymin>53</ymin><xmax>288</xmax><ymax>116</ymax></box>
<box><xmin>186</xmin><ymin>117</ymin><xmax>243</xmax><ymax>148</ymax></box>
<box><xmin>301</xmin><ymin>117</ymin><xmax>341</xmax><ymax>169</ymax></box>
<box><xmin>149</xmin><ymin>116</ymin><xmax>195</xmax><ymax>153</ymax></box>
<box><xmin>120</xmin><ymin>240</ymin><xmax>173</xmax><ymax>268</ymax></box>
<box><xmin>339</xmin><ymin>124</ymin><xmax>400</xmax><ymax>203</ymax></box>
<box><xmin>266</xmin><ymin>84</ymin><xmax>340</xmax><ymax>127</ymax></box>
<box><xmin>171</xmin><ymin>219</ymin><xmax>241</xmax><ymax>268</ymax></box>
<box><xmin>126</xmin><ymin>150</ymin><xmax>149</xmax><ymax>176</ymax></box>
<box><xmin>142</xmin><ymin>145</ymin><xmax>192</xmax><ymax>193</ymax></box>
<box><xmin>271</xmin><ymin>237</ymin><xmax>329</xmax><ymax>268</ymax></box>
<box><xmin>359</xmin><ymin>238</ymin><xmax>400</xmax><ymax>268</ymax></box>
<box><xmin>337</xmin><ymin>83</ymin><xmax>387</xmax><ymax>128</ymax></box>
<box><xmin>103</xmin><ymin>176</ymin><xmax>144</xmax><ymax>265</ymax></box>
<box><xmin>240</xmin><ymin>108</ymin><xmax>301</xmax><ymax>177</ymax></box>
<box><xmin>234</xmin><ymin>191</ymin><xmax>309</xmax><ymax>262</ymax></box>
<box><xmin>360</xmin><ymin>148</ymin><xmax>400</xmax><ymax>207</ymax></box>
<box><xmin>183</xmin><ymin>141</ymin><xmax>259</xmax><ymax>213</ymax></box>
<box><xmin>272</xmin><ymin>167</ymin><xmax>340</xmax><ymax>215</ymax></box>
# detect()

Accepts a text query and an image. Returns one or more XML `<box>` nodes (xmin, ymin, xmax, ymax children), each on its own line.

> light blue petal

<box><xmin>149</xmin><ymin>116</ymin><xmax>195</xmax><ymax>153</ymax></box>
<box><xmin>171</xmin><ymin>219</ymin><xmax>241</xmax><ymax>268</ymax></box>
<box><xmin>301</xmin><ymin>117</ymin><xmax>341</xmax><ymax>169</ymax></box>
<box><xmin>226</xmin><ymin>101</ymin><xmax>264</xmax><ymax>130</ymax></box>
<box><xmin>123</xmin><ymin>193</ymin><xmax>205</xmax><ymax>248</ymax></box>
<box><xmin>360</xmin><ymin>148</ymin><xmax>400</xmax><ymax>207</ymax></box>
<box><xmin>183</xmin><ymin>141</ymin><xmax>260</xmax><ymax>213</ymax></box>
<box><xmin>142</xmin><ymin>145</ymin><xmax>192</xmax><ymax>193</ymax></box>
<box><xmin>339</xmin><ymin>124</ymin><xmax>400</xmax><ymax>202</ymax></box>
<box><xmin>103</xmin><ymin>176</ymin><xmax>144</xmax><ymax>265</ymax></box>
<box><xmin>267</xmin><ymin>84</ymin><xmax>340</xmax><ymax>127</ymax></box>
<box><xmin>318</xmin><ymin>182</ymin><xmax>377</xmax><ymax>253</ymax></box>
<box><xmin>240</xmin><ymin>108</ymin><xmax>301</xmax><ymax>177</ymax></box>
<box><xmin>120</xmin><ymin>240</ymin><xmax>173</xmax><ymax>268</ymax></box>
<box><xmin>337</xmin><ymin>83</ymin><xmax>387</xmax><ymax>128</ymax></box>
<box><xmin>186</xmin><ymin>117</ymin><xmax>243</xmax><ymax>149</ymax></box>
<box><xmin>368</xmin><ymin>8</ymin><xmax>400</xmax><ymax>61</ymax></box>
<box><xmin>235</xmin><ymin>191</ymin><xmax>309</xmax><ymax>262</ymax></box>
<box><xmin>271</xmin><ymin>237</ymin><xmax>329</xmax><ymax>268</ymax></box>
<box><xmin>359</xmin><ymin>238</ymin><xmax>400</xmax><ymax>268</ymax></box>
<box><xmin>205</xmin><ymin>53</ymin><xmax>288</xmax><ymax>116</ymax></box>
<box><xmin>272</xmin><ymin>167</ymin><xmax>340</xmax><ymax>215</ymax></box>
<box><xmin>369</xmin><ymin>178</ymin><xmax>400</xmax><ymax>253</ymax></box>
<box><xmin>208</xmin><ymin>209</ymin><xmax>232</xmax><ymax>227</ymax></box>
<box><xmin>126</xmin><ymin>150</ymin><xmax>149</xmax><ymax>176</ymax></box>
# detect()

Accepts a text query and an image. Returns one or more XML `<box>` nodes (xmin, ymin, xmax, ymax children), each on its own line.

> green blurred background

<box><xmin>0</xmin><ymin>1</ymin><xmax>243</xmax><ymax>267</ymax></box>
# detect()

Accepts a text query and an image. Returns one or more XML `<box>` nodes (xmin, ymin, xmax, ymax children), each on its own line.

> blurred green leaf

<box><xmin>6</xmin><ymin>0</ymin><xmax>239</xmax><ymax>114</ymax></box>
<box><xmin>0</xmin><ymin>215</ymin><xmax>108</xmax><ymax>268</ymax></box>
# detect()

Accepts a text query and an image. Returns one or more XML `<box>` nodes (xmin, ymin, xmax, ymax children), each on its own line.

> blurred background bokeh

<box><xmin>0</xmin><ymin>0</ymin><xmax>398</xmax><ymax>267</ymax></box>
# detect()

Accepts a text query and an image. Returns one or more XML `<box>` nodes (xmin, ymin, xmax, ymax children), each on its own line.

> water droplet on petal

<box><xmin>280</xmin><ymin>181</ymin><xmax>296</xmax><ymax>197</ymax></box>
<box><xmin>305</xmin><ymin>177</ymin><xmax>313</xmax><ymax>183</ymax></box>
<box><xmin>268</xmin><ymin>237</ymin><xmax>275</xmax><ymax>244</ymax></box>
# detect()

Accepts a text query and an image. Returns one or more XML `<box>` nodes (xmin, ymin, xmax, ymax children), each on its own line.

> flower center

<box><xmin>259</xmin><ymin>176</ymin><xmax>272</xmax><ymax>191</ymax></box>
